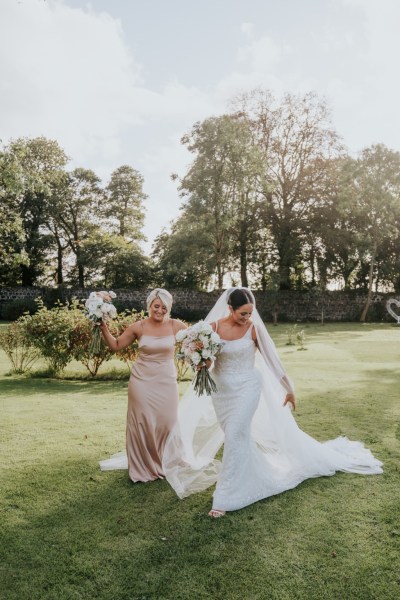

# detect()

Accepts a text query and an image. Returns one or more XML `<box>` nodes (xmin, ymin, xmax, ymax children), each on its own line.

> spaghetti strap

<box><xmin>215</xmin><ymin>320</ymin><xmax>219</xmax><ymax>333</ymax></box>
<box><xmin>171</xmin><ymin>318</ymin><xmax>176</xmax><ymax>335</ymax></box>
<box><xmin>246</xmin><ymin>322</ymin><xmax>254</xmax><ymax>338</ymax></box>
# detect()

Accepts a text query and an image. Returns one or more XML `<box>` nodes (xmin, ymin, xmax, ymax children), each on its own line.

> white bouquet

<box><xmin>175</xmin><ymin>321</ymin><xmax>224</xmax><ymax>396</ymax></box>
<box><xmin>85</xmin><ymin>291</ymin><xmax>117</xmax><ymax>355</ymax></box>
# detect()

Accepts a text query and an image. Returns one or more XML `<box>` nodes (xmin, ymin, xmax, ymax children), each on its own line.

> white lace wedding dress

<box><xmin>211</xmin><ymin>323</ymin><xmax>382</xmax><ymax>511</ymax></box>
<box><xmin>163</xmin><ymin>289</ymin><xmax>383</xmax><ymax>512</ymax></box>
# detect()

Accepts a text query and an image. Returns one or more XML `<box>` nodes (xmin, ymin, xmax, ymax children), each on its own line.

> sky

<box><xmin>1</xmin><ymin>0</ymin><xmax>399</xmax><ymax>252</ymax></box>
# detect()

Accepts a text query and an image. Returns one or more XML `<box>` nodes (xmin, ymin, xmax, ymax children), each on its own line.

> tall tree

<box><xmin>80</xmin><ymin>233</ymin><xmax>153</xmax><ymax>289</ymax></box>
<box><xmin>175</xmin><ymin>113</ymin><xmax>264</xmax><ymax>289</ymax></box>
<box><xmin>152</xmin><ymin>215</ymin><xmax>215</xmax><ymax>290</ymax></box>
<box><xmin>234</xmin><ymin>90</ymin><xmax>343</xmax><ymax>289</ymax></box>
<box><xmin>355</xmin><ymin>145</ymin><xmax>400</xmax><ymax>321</ymax></box>
<box><xmin>2</xmin><ymin>137</ymin><xmax>68</xmax><ymax>285</ymax></box>
<box><xmin>0</xmin><ymin>149</ymin><xmax>28</xmax><ymax>285</ymax></box>
<box><xmin>105</xmin><ymin>165</ymin><xmax>147</xmax><ymax>240</ymax></box>
<box><xmin>52</xmin><ymin>168</ymin><xmax>104</xmax><ymax>288</ymax></box>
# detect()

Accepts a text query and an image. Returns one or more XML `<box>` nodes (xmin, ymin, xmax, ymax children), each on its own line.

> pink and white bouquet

<box><xmin>85</xmin><ymin>291</ymin><xmax>117</xmax><ymax>355</ymax></box>
<box><xmin>175</xmin><ymin>321</ymin><xmax>224</xmax><ymax>396</ymax></box>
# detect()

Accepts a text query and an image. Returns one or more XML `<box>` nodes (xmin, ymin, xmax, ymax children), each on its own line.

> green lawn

<box><xmin>1</xmin><ymin>323</ymin><xmax>400</xmax><ymax>600</ymax></box>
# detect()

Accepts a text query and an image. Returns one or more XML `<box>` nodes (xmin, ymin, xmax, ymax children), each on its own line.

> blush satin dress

<box><xmin>126</xmin><ymin>323</ymin><xmax>178</xmax><ymax>481</ymax></box>
<box><xmin>100</xmin><ymin>320</ymin><xmax>179</xmax><ymax>482</ymax></box>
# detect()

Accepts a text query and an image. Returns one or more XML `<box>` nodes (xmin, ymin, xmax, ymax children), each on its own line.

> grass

<box><xmin>1</xmin><ymin>322</ymin><xmax>400</xmax><ymax>599</ymax></box>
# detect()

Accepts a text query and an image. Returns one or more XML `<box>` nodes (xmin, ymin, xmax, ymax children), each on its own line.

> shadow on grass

<box><xmin>0</xmin><ymin>378</ymin><xmax>127</xmax><ymax>398</ymax></box>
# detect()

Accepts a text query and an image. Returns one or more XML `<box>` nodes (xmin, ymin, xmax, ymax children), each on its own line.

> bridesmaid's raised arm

<box><xmin>100</xmin><ymin>321</ymin><xmax>139</xmax><ymax>352</ymax></box>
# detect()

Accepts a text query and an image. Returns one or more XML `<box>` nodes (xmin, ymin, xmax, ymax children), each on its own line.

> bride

<box><xmin>163</xmin><ymin>287</ymin><xmax>383</xmax><ymax>517</ymax></box>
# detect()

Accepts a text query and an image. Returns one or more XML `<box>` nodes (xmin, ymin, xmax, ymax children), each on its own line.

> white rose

<box><xmin>89</xmin><ymin>292</ymin><xmax>97</xmax><ymax>300</ymax></box>
<box><xmin>87</xmin><ymin>301</ymin><xmax>98</xmax><ymax>312</ymax></box>
<box><xmin>109</xmin><ymin>306</ymin><xmax>117</xmax><ymax>318</ymax></box>
<box><xmin>94</xmin><ymin>309</ymin><xmax>103</xmax><ymax>318</ymax></box>
<box><xmin>200</xmin><ymin>322</ymin><xmax>212</xmax><ymax>334</ymax></box>
<box><xmin>101</xmin><ymin>303</ymin><xmax>111</xmax><ymax>314</ymax></box>
<box><xmin>175</xmin><ymin>329</ymin><xmax>187</xmax><ymax>343</ymax></box>
<box><xmin>191</xmin><ymin>353</ymin><xmax>201</xmax><ymax>365</ymax></box>
<box><xmin>108</xmin><ymin>291</ymin><xmax>117</xmax><ymax>298</ymax></box>
<box><xmin>201</xmin><ymin>348</ymin><xmax>212</xmax><ymax>359</ymax></box>
<box><xmin>191</xmin><ymin>322</ymin><xmax>203</xmax><ymax>334</ymax></box>
<box><xmin>211</xmin><ymin>332</ymin><xmax>221</xmax><ymax>343</ymax></box>
<box><xmin>199</xmin><ymin>334</ymin><xmax>209</xmax><ymax>348</ymax></box>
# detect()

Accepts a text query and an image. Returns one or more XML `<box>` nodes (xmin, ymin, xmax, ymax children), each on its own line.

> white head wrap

<box><xmin>146</xmin><ymin>288</ymin><xmax>173</xmax><ymax>314</ymax></box>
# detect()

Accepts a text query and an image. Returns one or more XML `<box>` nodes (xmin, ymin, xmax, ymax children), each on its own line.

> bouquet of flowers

<box><xmin>175</xmin><ymin>321</ymin><xmax>224</xmax><ymax>396</ymax></box>
<box><xmin>85</xmin><ymin>291</ymin><xmax>117</xmax><ymax>355</ymax></box>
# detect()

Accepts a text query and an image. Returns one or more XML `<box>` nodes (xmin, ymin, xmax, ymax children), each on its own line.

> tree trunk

<box><xmin>360</xmin><ymin>245</ymin><xmax>376</xmax><ymax>323</ymax></box>
<box><xmin>216</xmin><ymin>266</ymin><xmax>223</xmax><ymax>290</ymax></box>
<box><xmin>21</xmin><ymin>264</ymin><xmax>34</xmax><ymax>286</ymax></box>
<box><xmin>239</xmin><ymin>222</ymin><xmax>248</xmax><ymax>287</ymax></box>
<box><xmin>77</xmin><ymin>251</ymin><xmax>85</xmax><ymax>288</ymax></box>
<box><xmin>56</xmin><ymin>241</ymin><xmax>63</xmax><ymax>286</ymax></box>
<box><xmin>278</xmin><ymin>260</ymin><xmax>291</xmax><ymax>290</ymax></box>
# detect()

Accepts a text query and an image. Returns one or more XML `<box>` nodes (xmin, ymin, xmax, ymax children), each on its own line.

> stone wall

<box><xmin>1</xmin><ymin>286</ymin><xmax>399</xmax><ymax>322</ymax></box>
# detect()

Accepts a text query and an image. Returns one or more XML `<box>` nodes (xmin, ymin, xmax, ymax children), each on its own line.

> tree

<box><xmin>354</xmin><ymin>145</ymin><xmax>400</xmax><ymax>321</ymax></box>
<box><xmin>1</xmin><ymin>137</ymin><xmax>68</xmax><ymax>285</ymax></box>
<box><xmin>105</xmin><ymin>165</ymin><xmax>147</xmax><ymax>240</ymax></box>
<box><xmin>80</xmin><ymin>233</ymin><xmax>153</xmax><ymax>289</ymax></box>
<box><xmin>234</xmin><ymin>90</ymin><xmax>343</xmax><ymax>290</ymax></box>
<box><xmin>51</xmin><ymin>168</ymin><xmax>104</xmax><ymax>288</ymax></box>
<box><xmin>174</xmin><ymin>114</ymin><xmax>264</xmax><ymax>289</ymax></box>
<box><xmin>152</xmin><ymin>217</ymin><xmax>215</xmax><ymax>290</ymax></box>
<box><xmin>0</xmin><ymin>150</ymin><xmax>28</xmax><ymax>284</ymax></box>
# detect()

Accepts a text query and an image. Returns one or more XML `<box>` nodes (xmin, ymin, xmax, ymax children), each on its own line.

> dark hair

<box><xmin>227</xmin><ymin>288</ymin><xmax>254</xmax><ymax>310</ymax></box>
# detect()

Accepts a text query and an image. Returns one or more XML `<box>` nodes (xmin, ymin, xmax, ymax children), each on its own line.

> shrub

<box><xmin>110</xmin><ymin>309</ymin><xmax>144</xmax><ymax>368</ymax></box>
<box><xmin>0</xmin><ymin>320</ymin><xmax>41</xmax><ymax>373</ymax></box>
<box><xmin>69</xmin><ymin>307</ymin><xmax>143</xmax><ymax>377</ymax></box>
<box><xmin>0</xmin><ymin>298</ymin><xmax>39</xmax><ymax>321</ymax></box>
<box><xmin>68</xmin><ymin>312</ymin><xmax>114</xmax><ymax>377</ymax></box>
<box><xmin>23</xmin><ymin>299</ymin><xmax>75</xmax><ymax>375</ymax></box>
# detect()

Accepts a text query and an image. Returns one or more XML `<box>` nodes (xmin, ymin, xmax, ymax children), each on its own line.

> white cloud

<box><xmin>0</xmin><ymin>0</ymin><xmax>145</xmax><ymax>163</ymax></box>
<box><xmin>1</xmin><ymin>0</ymin><xmax>399</xmax><ymax>250</ymax></box>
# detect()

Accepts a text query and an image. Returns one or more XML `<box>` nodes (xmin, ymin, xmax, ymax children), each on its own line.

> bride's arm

<box><xmin>252</xmin><ymin>324</ymin><xmax>296</xmax><ymax>410</ymax></box>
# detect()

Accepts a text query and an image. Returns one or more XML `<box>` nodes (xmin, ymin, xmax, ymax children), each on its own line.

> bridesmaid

<box><xmin>100</xmin><ymin>289</ymin><xmax>186</xmax><ymax>482</ymax></box>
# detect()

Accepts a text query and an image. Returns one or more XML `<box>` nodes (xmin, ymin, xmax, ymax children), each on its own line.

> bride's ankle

<box><xmin>208</xmin><ymin>508</ymin><xmax>226</xmax><ymax>518</ymax></box>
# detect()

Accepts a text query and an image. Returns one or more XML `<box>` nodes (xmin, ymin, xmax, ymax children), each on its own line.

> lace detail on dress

<box><xmin>213</xmin><ymin>327</ymin><xmax>256</xmax><ymax>376</ymax></box>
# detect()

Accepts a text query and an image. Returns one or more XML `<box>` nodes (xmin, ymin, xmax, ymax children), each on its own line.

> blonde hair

<box><xmin>146</xmin><ymin>288</ymin><xmax>173</xmax><ymax>314</ymax></box>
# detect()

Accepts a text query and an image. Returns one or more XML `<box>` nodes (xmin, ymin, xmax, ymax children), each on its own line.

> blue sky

<box><xmin>1</xmin><ymin>0</ymin><xmax>399</xmax><ymax>250</ymax></box>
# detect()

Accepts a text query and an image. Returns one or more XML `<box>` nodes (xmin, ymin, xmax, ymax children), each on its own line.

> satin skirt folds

<box><xmin>126</xmin><ymin>356</ymin><xmax>178</xmax><ymax>482</ymax></box>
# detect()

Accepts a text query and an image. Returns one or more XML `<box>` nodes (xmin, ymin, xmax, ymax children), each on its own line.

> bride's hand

<box><xmin>196</xmin><ymin>359</ymin><xmax>212</xmax><ymax>371</ymax></box>
<box><xmin>283</xmin><ymin>393</ymin><xmax>296</xmax><ymax>411</ymax></box>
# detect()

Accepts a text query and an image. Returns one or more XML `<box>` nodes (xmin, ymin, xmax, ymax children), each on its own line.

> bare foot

<box><xmin>208</xmin><ymin>509</ymin><xmax>226</xmax><ymax>518</ymax></box>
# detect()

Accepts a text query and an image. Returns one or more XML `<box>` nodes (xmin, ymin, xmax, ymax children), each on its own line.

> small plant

<box><xmin>0</xmin><ymin>320</ymin><xmax>41</xmax><ymax>374</ymax></box>
<box><xmin>286</xmin><ymin>324</ymin><xmax>298</xmax><ymax>346</ymax></box>
<box><xmin>296</xmin><ymin>328</ymin><xmax>307</xmax><ymax>351</ymax></box>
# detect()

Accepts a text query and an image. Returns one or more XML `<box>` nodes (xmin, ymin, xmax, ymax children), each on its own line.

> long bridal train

<box><xmin>162</xmin><ymin>289</ymin><xmax>383</xmax><ymax>512</ymax></box>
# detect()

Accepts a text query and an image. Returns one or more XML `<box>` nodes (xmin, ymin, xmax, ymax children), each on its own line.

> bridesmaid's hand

<box><xmin>283</xmin><ymin>393</ymin><xmax>296</xmax><ymax>411</ymax></box>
